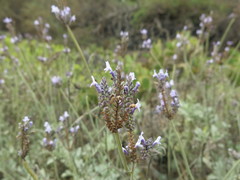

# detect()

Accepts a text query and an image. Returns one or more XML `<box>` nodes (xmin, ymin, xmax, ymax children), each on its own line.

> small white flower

<box><xmin>225</xmin><ymin>47</ymin><xmax>230</xmax><ymax>52</ymax></box>
<box><xmin>176</xmin><ymin>33</ymin><xmax>181</xmax><ymax>39</ymax></box>
<box><xmin>135</xmin><ymin>132</ymin><xmax>145</xmax><ymax>148</ymax></box>
<box><xmin>120</xmin><ymin>31</ymin><xmax>129</xmax><ymax>38</ymax></box>
<box><xmin>63</xmin><ymin>111</ymin><xmax>69</xmax><ymax>118</ymax></box>
<box><xmin>176</xmin><ymin>42</ymin><xmax>182</xmax><ymax>48</ymax></box>
<box><xmin>23</xmin><ymin>116</ymin><xmax>30</xmax><ymax>122</ymax></box>
<box><xmin>0</xmin><ymin>79</ymin><xmax>5</xmax><ymax>85</ymax></box>
<box><xmin>3</xmin><ymin>17</ymin><xmax>12</xmax><ymax>24</ymax></box>
<box><xmin>59</xmin><ymin>116</ymin><xmax>65</xmax><ymax>122</ymax></box>
<box><xmin>34</xmin><ymin>20</ymin><xmax>40</xmax><ymax>26</ymax></box>
<box><xmin>70</xmin><ymin>15</ymin><xmax>76</xmax><ymax>23</ymax></box>
<box><xmin>142</xmin><ymin>38</ymin><xmax>152</xmax><ymax>49</ymax></box>
<box><xmin>45</xmin><ymin>35</ymin><xmax>52</xmax><ymax>41</ymax></box>
<box><xmin>128</xmin><ymin>72</ymin><xmax>136</xmax><ymax>81</ymax></box>
<box><xmin>196</xmin><ymin>29</ymin><xmax>202</xmax><ymax>35</ymax></box>
<box><xmin>90</xmin><ymin>76</ymin><xmax>97</xmax><ymax>87</ymax></box>
<box><xmin>51</xmin><ymin>76</ymin><xmax>61</xmax><ymax>85</ymax></box>
<box><xmin>153</xmin><ymin>70</ymin><xmax>158</xmax><ymax>78</ymax></box>
<box><xmin>152</xmin><ymin>136</ymin><xmax>161</xmax><ymax>146</ymax></box>
<box><xmin>140</xmin><ymin>29</ymin><xmax>148</xmax><ymax>35</ymax></box>
<box><xmin>45</xmin><ymin>23</ymin><xmax>50</xmax><ymax>29</ymax></box>
<box><xmin>51</xmin><ymin>5</ymin><xmax>60</xmax><ymax>14</ymax></box>
<box><xmin>44</xmin><ymin>121</ymin><xmax>52</xmax><ymax>133</ymax></box>
<box><xmin>37</xmin><ymin>56</ymin><xmax>48</xmax><ymax>62</ymax></box>
<box><xmin>10</xmin><ymin>36</ymin><xmax>19</xmax><ymax>44</ymax></box>
<box><xmin>104</xmin><ymin>61</ymin><xmax>113</xmax><ymax>73</ymax></box>
<box><xmin>172</xmin><ymin>54</ymin><xmax>178</xmax><ymax>60</ymax></box>
<box><xmin>136</xmin><ymin>99</ymin><xmax>141</xmax><ymax>112</ymax></box>
<box><xmin>158</xmin><ymin>93</ymin><xmax>163</xmax><ymax>100</ymax></box>
<box><xmin>63</xmin><ymin>34</ymin><xmax>68</xmax><ymax>39</ymax></box>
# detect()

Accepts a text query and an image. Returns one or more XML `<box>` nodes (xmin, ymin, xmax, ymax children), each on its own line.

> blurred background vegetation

<box><xmin>1</xmin><ymin>0</ymin><xmax>240</xmax><ymax>47</ymax></box>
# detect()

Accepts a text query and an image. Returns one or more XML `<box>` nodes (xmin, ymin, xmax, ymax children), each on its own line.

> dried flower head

<box><xmin>17</xmin><ymin>116</ymin><xmax>33</xmax><ymax>159</ymax></box>
<box><xmin>91</xmin><ymin>61</ymin><xmax>141</xmax><ymax>162</ymax></box>
<box><xmin>91</xmin><ymin>61</ymin><xmax>141</xmax><ymax>133</ymax></box>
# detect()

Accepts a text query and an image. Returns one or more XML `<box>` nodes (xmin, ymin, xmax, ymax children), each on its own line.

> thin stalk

<box><xmin>131</xmin><ymin>162</ymin><xmax>135</xmax><ymax>180</ymax></box>
<box><xmin>171</xmin><ymin>121</ymin><xmax>194</xmax><ymax>180</ymax></box>
<box><xmin>167</xmin><ymin>126</ymin><xmax>171</xmax><ymax>179</ymax></box>
<box><xmin>113</xmin><ymin>133</ymin><xmax>129</xmax><ymax>174</ymax></box>
<box><xmin>86</xmin><ymin>96</ymin><xmax>95</xmax><ymax>129</ymax></box>
<box><xmin>172</xmin><ymin>148</ymin><xmax>182</xmax><ymax>180</ymax></box>
<box><xmin>219</xmin><ymin>18</ymin><xmax>235</xmax><ymax>50</ymax></box>
<box><xmin>146</xmin><ymin>157</ymin><xmax>152</xmax><ymax>178</ymax></box>
<box><xmin>223</xmin><ymin>159</ymin><xmax>240</xmax><ymax>180</ymax></box>
<box><xmin>53</xmin><ymin>160</ymin><xmax>60</xmax><ymax>180</ymax></box>
<box><xmin>22</xmin><ymin>160</ymin><xmax>38</xmax><ymax>180</ymax></box>
<box><xmin>66</xmin><ymin>25</ymin><xmax>91</xmax><ymax>76</ymax></box>
<box><xmin>59</xmin><ymin>89</ymin><xmax>92</xmax><ymax>139</ymax></box>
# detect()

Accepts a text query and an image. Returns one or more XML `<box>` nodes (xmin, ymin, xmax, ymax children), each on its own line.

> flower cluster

<box><xmin>17</xmin><ymin>116</ymin><xmax>33</xmax><ymax>159</ymax></box>
<box><xmin>114</xmin><ymin>31</ymin><xmax>129</xmax><ymax>57</ymax></box>
<box><xmin>33</xmin><ymin>17</ymin><xmax>52</xmax><ymax>42</ymax></box>
<box><xmin>207</xmin><ymin>41</ymin><xmax>233</xmax><ymax>64</ymax></box>
<box><xmin>59</xmin><ymin>111</ymin><xmax>69</xmax><ymax>122</ymax></box>
<box><xmin>51</xmin><ymin>5</ymin><xmax>76</xmax><ymax>25</ymax></box>
<box><xmin>142</xmin><ymin>39</ymin><xmax>152</xmax><ymax>49</ymax></box>
<box><xmin>140</xmin><ymin>29</ymin><xmax>152</xmax><ymax>49</ymax></box>
<box><xmin>91</xmin><ymin>61</ymin><xmax>141</xmax><ymax>161</ymax></box>
<box><xmin>129</xmin><ymin>132</ymin><xmax>161</xmax><ymax>159</ymax></box>
<box><xmin>91</xmin><ymin>61</ymin><xmax>141</xmax><ymax>133</ymax></box>
<box><xmin>57</xmin><ymin>111</ymin><xmax>80</xmax><ymax>149</ymax></box>
<box><xmin>153</xmin><ymin>69</ymin><xmax>180</xmax><ymax>119</ymax></box>
<box><xmin>42</xmin><ymin>121</ymin><xmax>57</xmax><ymax>151</ymax></box>
<box><xmin>196</xmin><ymin>13</ymin><xmax>213</xmax><ymax>41</ymax></box>
<box><xmin>3</xmin><ymin>17</ymin><xmax>20</xmax><ymax>44</ymax></box>
<box><xmin>175</xmin><ymin>33</ymin><xmax>189</xmax><ymax>48</ymax></box>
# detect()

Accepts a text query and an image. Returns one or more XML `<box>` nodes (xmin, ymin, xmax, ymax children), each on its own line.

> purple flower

<box><xmin>170</xmin><ymin>90</ymin><xmax>178</xmax><ymax>98</ymax></box>
<box><xmin>90</xmin><ymin>76</ymin><xmax>102</xmax><ymax>93</ymax></box>
<box><xmin>132</xmin><ymin>81</ymin><xmax>141</xmax><ymax>93</ymax></box>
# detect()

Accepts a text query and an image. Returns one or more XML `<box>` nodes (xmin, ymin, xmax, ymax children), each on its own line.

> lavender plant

<box><xmin>153</xmin><ymin>69</ymin><xmax>180</xmax><ymax>119</ymax></box>
<box><xmin>17</xmin><ymin>116</ymin><xmax>38</xmax><ymax>180</ymax></box>
<box><xmin>153</xmin><ymin>69</ymin><xmax>194</xmax><ymax>180</ymax></box>
<box><xmin>91</xmin><ymin>61</ymin><xmax>141</xmax><ymax>165</ymax></box>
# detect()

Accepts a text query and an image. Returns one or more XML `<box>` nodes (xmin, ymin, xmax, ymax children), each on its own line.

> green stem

<box><xmin>22</xmin><ymin>160</ymin><xmax>38</xmax><ymax>180</ymax></box>
<box><xmin>131</xmin><ymin>162</ymin><xmax>135</xmax><ymax>180</ymax></box>
<box><xmin>171</xmin><ymin>121</ymin><xmax>194</xmax><ymax>180</ymax></box>
<box><xmin>66</xmin><ymin>25</ymin><xmax>91</xmax><ymax>76</ymax></box>
<box><xmin>113</xmin><ymin>133</ymin><xmax>129</xmax><ymax>174</ymax></box>
<box><xmin>219</xmin><ymin>18</ymin><xmax>235</xmax><ymax>49</ymax></box>
<box><xmin>223</xmin><ymin>159</ymin><xmax>240</xmax><ymax>180</ymax></box>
